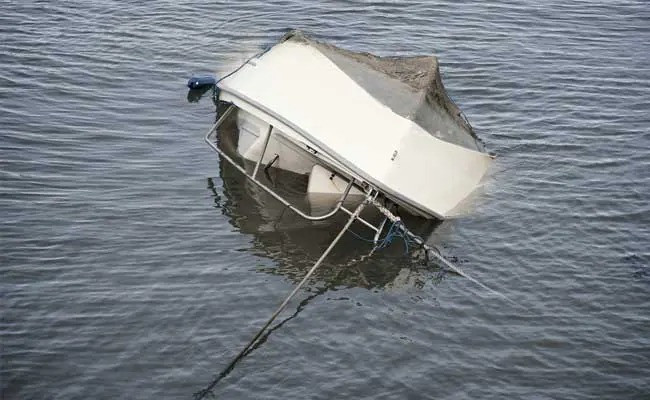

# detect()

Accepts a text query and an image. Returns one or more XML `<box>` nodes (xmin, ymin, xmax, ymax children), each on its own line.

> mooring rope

<box><xmin>194</xmin><ymin>198</ymin><xmax>370</xmax><ymax>400</ymax></box>
<box><xmin>369</xmin><ymin>198</ymin><xmax>513</xmax><ymax>302</ymax></box>
<box><xmin>348</xmin><ymin>219</ymin><xmax>422</xmax><ymax>256</ymax></box>
<box><xmin>194</xmin><ymin>197</ymin><xmax>513</xmax><ymax>398</ymax></box>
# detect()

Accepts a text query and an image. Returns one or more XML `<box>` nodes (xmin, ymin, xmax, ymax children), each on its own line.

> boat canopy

<box><xmin>218</xmin><ymin>31</ymin><xmax>492</xmax><ymax>219</ymax></box>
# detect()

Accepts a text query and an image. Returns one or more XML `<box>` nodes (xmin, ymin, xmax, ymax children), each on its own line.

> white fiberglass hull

<box><xmin>218</xmin><ymin>36</ymin><xmax>493</xmax><ymax>220</ymax></box>
<box><xmin>234</xmin><ymin>108</ymin><xmax>442</xmax><ymax>219</ymax></box>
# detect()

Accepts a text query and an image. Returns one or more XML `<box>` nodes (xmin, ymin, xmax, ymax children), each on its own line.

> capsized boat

<box><xmin>208</xmin><ymin>30</ymin><xmax>492</xmax><ymax>221</ymax></box>
<box><xmin>194</xmin><ymin>32</ymin><xmax>503</xmax><ymax>394</ymax></box>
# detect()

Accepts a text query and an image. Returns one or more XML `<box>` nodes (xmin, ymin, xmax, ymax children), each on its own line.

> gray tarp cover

<box><xmin>284</xmin><ymin>30</ymin><xmax>485</xmax><ymax>153</ymax></box>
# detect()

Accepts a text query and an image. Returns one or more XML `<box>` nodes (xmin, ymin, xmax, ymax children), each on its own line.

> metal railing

<box><xmin>204</xmin><ymin>104</ymin><xmax>382</xmax><ymax>233</ymax></box>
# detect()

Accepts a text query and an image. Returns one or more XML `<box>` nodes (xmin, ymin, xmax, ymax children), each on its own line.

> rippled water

<box><xmin>2</xmin><ymin>1</ymin><xmax>649</xmax><ymax>399</ymax></box>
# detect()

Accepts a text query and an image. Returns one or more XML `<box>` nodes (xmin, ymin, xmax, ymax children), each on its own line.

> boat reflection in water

<box><xmin>207</xmin><ymin>111</ymin><xmax>447</xmax><ymax>292</ymax></box>
<box><xmin>187</xmin><ymin>85</ymin><xmax>213</xmax><ymax>103</ymax></box>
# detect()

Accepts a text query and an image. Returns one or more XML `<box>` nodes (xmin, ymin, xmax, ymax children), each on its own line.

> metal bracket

<box><xmin>264</xmin><ymin>154</ymin><xmax>280</xmax><ymax>173</ymax></box>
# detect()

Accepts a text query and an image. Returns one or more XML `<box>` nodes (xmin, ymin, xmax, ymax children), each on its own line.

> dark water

<box><xmin>2</xmin><ymin>1</ymin><xmax>649</xmax><ymax>399</ymax></box>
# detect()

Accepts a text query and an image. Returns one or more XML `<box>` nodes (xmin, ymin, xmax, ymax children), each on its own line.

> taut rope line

<box><xmin>194</xmin><ymin>197</ymin><xmax>370</xmax><ymax>400</ymax></box>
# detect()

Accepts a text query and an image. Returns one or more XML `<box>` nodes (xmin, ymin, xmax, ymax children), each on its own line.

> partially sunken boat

<box><xmin>206</xmin><ymin>30</ymin><xmax>492</xmax><ymax>223</ymax></box>
<box><xmin>195</xmin><ymin>32</ymin><xmax>500</xmax><ymax>396</ymax></box>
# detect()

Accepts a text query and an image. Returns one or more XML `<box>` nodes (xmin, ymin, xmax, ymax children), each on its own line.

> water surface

<box><xmin>2</xmin><ymin>1</ymin><xmax>649</xmax><ymax>399</ymax></box>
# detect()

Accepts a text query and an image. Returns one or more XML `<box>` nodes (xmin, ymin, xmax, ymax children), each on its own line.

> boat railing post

<box><xmin>252</xmin><ymin>125</ymin><xmax>273</xmax><ymax>178</ymax></box>
<box><xmin>373</xmin><ymin>216</ymin><xmax>389</xmax><ymax>244</ymax></box>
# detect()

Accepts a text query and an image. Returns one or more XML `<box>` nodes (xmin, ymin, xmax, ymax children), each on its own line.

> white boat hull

<box><xmin>219</xmin><ymin>36</ymin><xmax>493</xmax><ymax>220</ymax></box>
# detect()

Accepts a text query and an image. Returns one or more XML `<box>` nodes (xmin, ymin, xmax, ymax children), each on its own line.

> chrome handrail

<box><xmin>205</xmin><ymin>104</ymin><xmax>375</xmax><ymax>226</ymax></box>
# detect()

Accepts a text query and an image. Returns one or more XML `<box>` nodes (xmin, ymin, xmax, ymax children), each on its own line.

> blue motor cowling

<box><xmin>187</xmin><ymin>75</ymin><xmax>216</xmax><ymax>89</ymax></box>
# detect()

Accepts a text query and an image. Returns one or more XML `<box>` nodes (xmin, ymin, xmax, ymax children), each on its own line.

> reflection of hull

<box><xmin>212</xmin><ymin>115</ymin><xmax>444</xmax><ymax>289</ymax></box>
